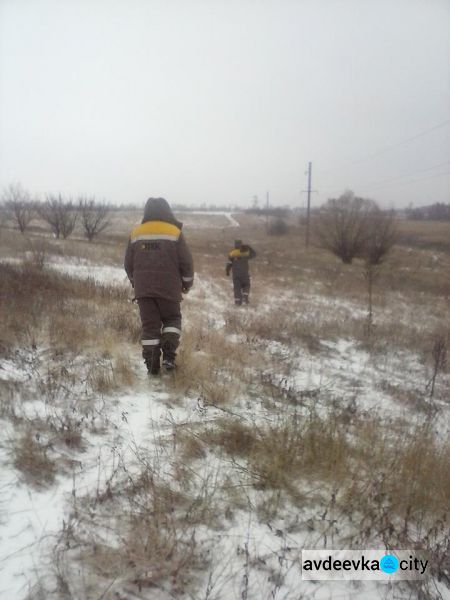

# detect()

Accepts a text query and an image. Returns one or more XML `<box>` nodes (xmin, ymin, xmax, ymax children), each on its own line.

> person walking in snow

<box><xmin>124</xmin><ymin>198</ymin><xmax>194</xmax><ymax>375</ymax></box>
<box><xmin>226</xmin><ymin>239</ymin><xmax>256</xmax><ymax>305</ymax></box>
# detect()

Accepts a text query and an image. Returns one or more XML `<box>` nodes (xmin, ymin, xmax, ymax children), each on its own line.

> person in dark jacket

<box><xmin>124</xmin><ymin>198</ymin><xmax>194</xmax><ymax>374</ymax></box>
<box><xmin>226</xmin><ymin>239</ymin><xmax>256</xmax><ymax>305</ymax></box>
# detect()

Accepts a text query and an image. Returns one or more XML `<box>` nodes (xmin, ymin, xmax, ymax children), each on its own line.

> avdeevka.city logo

<box><xmin>380</xmin><ymin>554</ymin><xmax>399</xmax><ymax>574</ymax></box>
<box><xmin>301</xmin><ymin>550</ymin><xmax>428</xmax><ymax>581</ymax></box>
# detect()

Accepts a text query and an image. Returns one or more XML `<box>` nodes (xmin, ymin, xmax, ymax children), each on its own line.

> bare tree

<box><xmin>3</xmin><ymin>183</ymin><xmax>34</xmax><ymax>233</ymax></box>
<box><xmin>316</xmin><ymin>192</ymin><xmax>398</xmax><ymax>335</ymax></box>
<box><xmin>363</xmin><ymin>209</ymin><xmax>398</xmax><ymax>334</ymax></box>
<box><xmin>78</xmin><ymin>197</ymin><xmax>110</xmax><ymax>242</ymax></box>
<box><xmin>39</xmin><ymin>194</ymin><xmax>78</xmax><ymax>239</ymax></box>
<box><xmin>364</xmin><ymin>208</ymin><xmax>398</xmax><ymax>266</ymax></box>
<box><xmin>59</xmin><ymin>199</ymin><xmax>78</xmax><ymax>239</ymax></box>
<box><xmin>314</xmin><ymin>191</ymin><xmax>376</xmax><ymax>264</ymax></box>
<box><xmin>426</xmin><ymin>334</ymin><xmax>447</xmax><ymax>399</ymax></box>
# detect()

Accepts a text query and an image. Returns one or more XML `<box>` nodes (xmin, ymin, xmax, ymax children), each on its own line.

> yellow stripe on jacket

<box><xmin>229</xmin><ymin>249</ymin><xmax>250</xmax><ymax>258</ymax></box>
<box><xmin>130</xmin><ymin>220</ymin><xmax>181</xmax><ymax>243</ymax></box>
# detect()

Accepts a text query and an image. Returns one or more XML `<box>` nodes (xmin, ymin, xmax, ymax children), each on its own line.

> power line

<box><xmin>322</xmin><ymin>119</ymin><xmax>450</xmax><ymax>174</ymax></box>
<box><xmin>317</xmin><ymin>168</ymin><xmax>450</xmax><ymax>200</ymax></box>
<box><xmin>361</xmin><ymin>160</ymin><xmax>450</xmax><ymax>192</ymax></box>
<box><xmin>352</xmin><ymin>119</ymin><xmax>450</xmax><ymax>165</ymax></box>
<box><xmin>361</xmin><ymin>170</ymin><xmax>450</xmax><ymax>193</ymax></box>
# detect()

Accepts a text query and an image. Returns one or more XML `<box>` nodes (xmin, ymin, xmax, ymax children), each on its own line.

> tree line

<box><xmin>0</xmin><ymin>183</ymin><xmax>110</xmax><ymax>242</ymax></box>
<box><xmin>405</xmin><ymin>202</ymin><xmax>450</xmax><ymax>221</ymax></box>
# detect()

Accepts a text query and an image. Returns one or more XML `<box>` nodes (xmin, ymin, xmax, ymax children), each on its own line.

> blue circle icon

<box><xmin>380</xmin><ymin>555</ymin><xmax>399</xmax><ymax>574</ymax></box>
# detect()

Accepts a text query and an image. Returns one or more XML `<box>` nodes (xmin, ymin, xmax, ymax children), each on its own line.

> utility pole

<box><xmin>266</xmin><ymin>191</ymin><xmax>269</xmax><ymax>231</ymax></box>
<box><xmin>306</xmin><ymin>162</ymin><xmax>312</xmax><ymax>248</ymax></box>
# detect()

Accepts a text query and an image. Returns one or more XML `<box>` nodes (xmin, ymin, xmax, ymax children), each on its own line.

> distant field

<box><xmin>395</xmin><ymin>219</ymin><xmax>450</xmax><ymax>251</ymax></box>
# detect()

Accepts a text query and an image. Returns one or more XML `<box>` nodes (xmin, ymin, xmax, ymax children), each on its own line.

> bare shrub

<box><xmin>3</xmin><ymin>183</ymin><xmax>34</xmax><ymax>233</ymax></box>
<box><xmin>315</xmin><ymin>191</ymin><xmax>375</xmax><ymax>263</ymax></box>
<box><xmin>78</xmin><ymin>197</ymin><xmax>110</xmax><ymax>242</ymax></box>
<box><xmin>316</xmin><ymin>193</ymin><xmax>398</xmax><ymax>334</ymax></box>
<box><xmin>39</xmin><ymin>194</ymin><xmax>78</xmax><ymax>239</ymax></box>
<box><xmin>364</xmin><ymin>208</ymin><xmax>398</xmax><ymax>266</ymax></box>
<box><xmin>267</xmin><ymin>218</ymin><xmax>289</xmax><ymax>236</ymax></box>
<box><xmin>25</xmin><ymin>238</ymin><xmax>51</xmax><ymax>270</ymax></box>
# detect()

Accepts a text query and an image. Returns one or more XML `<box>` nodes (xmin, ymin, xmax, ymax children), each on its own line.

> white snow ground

<box><xmin>176</xmin><ymin>211</ymin><xmax>241</xmax><ymax>228</ymax></box>
<box><xmin>0</xmin><ymin>255</ymin><xmax>448</xmax><ymax>600</ymax></box>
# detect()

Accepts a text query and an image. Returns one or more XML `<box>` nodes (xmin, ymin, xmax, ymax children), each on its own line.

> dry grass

<box><xmin>192</xmin><ymin>401</ymin><xmax>450</xmax><ymax>535</ymax></box>
<box><xmin>2</xmin><ymin>215</ymin><xmax>450</xmax><ymax>597</ymax></box>
<box><xmin>165</xmin><ymin>321</ymin><xmax>254</xmax><ymax>404</ymax></box>
<box><xmin>0</xmin><ymin>262</ymin><xmax>137</xmax><ymax>354</ymax></box>
<box><xmin>51</xmin><ymin>448</ymin><xmax>222</xmax><ymax>599</ymax></box>
<box><xmin>346</xmin><ymin>420</ymin><xmax>450</xmax><ymax>520</ymax></box>
<box><xmin>13</xmin><ymin>432</ymin><xmax>57</xmax><ymax>487</ymax></box>
<box><xmin>46</xmin><ymin>411</ymin><xmax>85</xmax><ymax>450</ymax></box>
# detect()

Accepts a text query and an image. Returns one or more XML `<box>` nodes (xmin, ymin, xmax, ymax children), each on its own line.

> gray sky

<box><xmin>1</xmin><ymin>0</ymin><xmax>449</xmax><ymax>208</ymax></box>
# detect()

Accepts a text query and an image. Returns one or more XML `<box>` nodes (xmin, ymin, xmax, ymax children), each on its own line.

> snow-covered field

<box><xmin>0</xmin><ymin>227</ymin><xmax>449</xmax><ymax>600</ymax></box>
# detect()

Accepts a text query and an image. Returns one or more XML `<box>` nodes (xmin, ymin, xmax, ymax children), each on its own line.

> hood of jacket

<box><xmin>142</xmin><ymin>197</ymin><xmax>182</xmax><ymax>228</ymax></box>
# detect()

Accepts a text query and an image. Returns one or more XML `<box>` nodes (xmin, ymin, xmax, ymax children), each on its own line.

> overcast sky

<box><xmin>0</xmin><ymin>0</ymin><xmax>449</xmax><ymax>208</ymax></box>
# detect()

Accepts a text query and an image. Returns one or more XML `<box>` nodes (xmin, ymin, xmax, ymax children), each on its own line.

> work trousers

<box><xmin>137</xmin><ymin>297</ymin><xmax>182</xmax><ymax>359</ymax></box>
<box><xmin>232</xmin><ymin>274</ymin><xmax>250</xmax><ymax>305</ymax></box>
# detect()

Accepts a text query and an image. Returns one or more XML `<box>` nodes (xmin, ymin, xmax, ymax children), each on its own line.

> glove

<box><xmin>182</xmin><ymin>285</ymin><xmax>190</xmax><ymax>294</ymax></box>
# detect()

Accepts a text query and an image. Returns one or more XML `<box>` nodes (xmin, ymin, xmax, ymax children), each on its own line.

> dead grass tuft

<box><xmin>55</xmin><ymin>452</ymin><xmax>216</xmax><ymax>598</ymax></box>
<box><xmin>47</xmin><ymin>412</ymin><xmax>85</xmax><ymax>450</ymax></box>
<box><xmin>202</xmin><ymin>419</ymin><xmax>257</xmax><ymax>457</ymax></box>
<box><xmin>13</xmin><ymin>432</ymin><xmax>57</xmax><ymax>487</ymax></box>
<box><xmin>112</xmin><ymin>352</ymin><xmax>135</xmax><ymax>387</ymax></box>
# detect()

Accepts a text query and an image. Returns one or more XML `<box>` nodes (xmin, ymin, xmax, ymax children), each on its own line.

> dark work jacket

<box><xmin>124</xmin><ymin>201</ymin><xmax>194</xmax><ymax>301</ymax></box>
<box><xmin>226</xmin><ymin>245</ymin><xmax>256</xmax><ymax>278</ymax></box>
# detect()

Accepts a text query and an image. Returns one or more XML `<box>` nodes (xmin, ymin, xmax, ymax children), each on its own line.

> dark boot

<box><xmin>161</xmin><ymin>332</ymin><xmax>179</xmax><ymax>371</ymax></box>
<box><xmin>143</xmin><ymin>346</ymin><xmax>161</xmax><ymax>375</ymax></box>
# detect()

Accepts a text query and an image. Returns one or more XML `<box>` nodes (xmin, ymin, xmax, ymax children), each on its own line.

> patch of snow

<box><xmin>0</xmin><ymin>359</ymin><xmax>30</xmax><ymax>383</ymax></box>
<box><xmin>177</xmin><ymin>211</ymin><xmax>241</xmax><ymax>227</ymax></box>
<box><xmin>48</xmin><ymin>256</ymin><xmax>127</xmax><ymax>287</ymax></box>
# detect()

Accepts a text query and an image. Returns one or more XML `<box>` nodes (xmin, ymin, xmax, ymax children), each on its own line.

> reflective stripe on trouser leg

<box><xmin>161</xmin><ymin>327</ymin><xmax>182</xmax><ymax>335</ymax></box>
<box><xmin>161</xmin><ymin>331</ymin><xmax>180</xmax><ymax>362</ymax></box>
<box><xmin>142</xmin><ymin>339</ymin><xmax>161</xmax><ymax>346</ymax></box>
